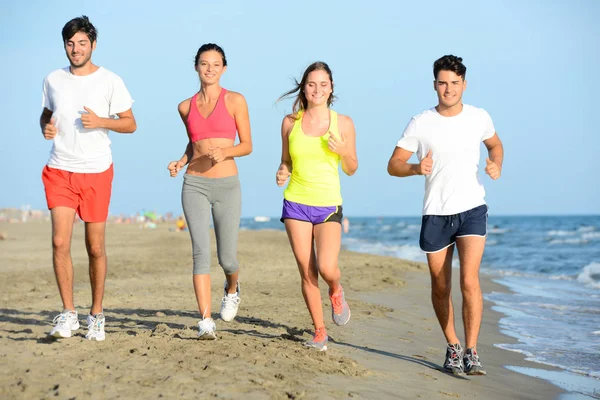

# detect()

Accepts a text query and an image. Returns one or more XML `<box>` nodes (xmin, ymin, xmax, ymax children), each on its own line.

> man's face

<box><xmin>64</xmin><ymin>31</ymin><xmax>95</xmax><ymax>68</ymax></box>
<box><xmin>434</xmin><ymin>70</ymin><xmax>466</xmax><ymax>109</ymax></box>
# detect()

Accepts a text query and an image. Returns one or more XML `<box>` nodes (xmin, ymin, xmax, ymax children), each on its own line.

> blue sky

<box><xmin>1</xmin><ymin>0</ymin><xmax>598</xmax><ymax>217</ymax></box>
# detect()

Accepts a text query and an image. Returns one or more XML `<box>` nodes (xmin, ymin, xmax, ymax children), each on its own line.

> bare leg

<box><xmin>51</xmin><ymin>207</ymin><xmax>77</xmax><ymax>311</ymax></box>
<box><xmin>85</xmin><ymin>221</ymin><xmax>107</xmax><ymax>315</ymax></box>
<box><xmin>313</xmin><ymin>222</ymin><xmax>342</xmax><ymax>294</ymax></box>
<box><xmin>456</xmin><ymin>236</ymin><xmax>486</xmax><ymax>350</ymax></box>
<box><xmin>225</xmin><ymin>271</ymin><xmax>239</xmax><ymax>295</ymax></box>
<box><xmin>193</xmin><ymin>274</ymin><xmax>212</xmax><ymax>318</ymax></box>
<box><xmin>284</xmin><ymin>219</ymin><xmax>323</xmax><ymax>329</ymax></box>
<box><xmin>427</xmin><ymin>245</ymin><xmax>460</xmax><ymax>345</ymax></box>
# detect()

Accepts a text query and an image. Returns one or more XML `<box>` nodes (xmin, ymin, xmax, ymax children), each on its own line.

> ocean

<box><xmin>240</xmin><ymin>215</ymin><xmax>600</xmax><ymax>399</ymax></box>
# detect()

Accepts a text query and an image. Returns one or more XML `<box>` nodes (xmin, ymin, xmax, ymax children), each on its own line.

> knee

<box><xmin>299</xmin><ymin>269</ymin><xmax>318</xmax><ymax>286</ymax></box>
<box><xmin>431</xmin><ymin>279</ymin><xmax>452</xmax><ymax>299</ymax></box>
<box><xmin>460</xmin><ymin>277</ymin><xmax>481</xmax><ymax>296</ymax></box>
<box><xmin>221</xmin><ymin>262</ymin><xmax>238</xmax><ymax>275</ymax></box>
<box><xmin>52</xmin><ymin>235</ymin><xmax>70</xmax><ymax>254</ymax></box>
<box><xmin>86</xmin><ymin>243</ymin><xmax>105</xmax><ymax>259</ymax></box>
<box><xmin>318</xmin><ymin>263</ymin><xmax>340</xmax><ymax>283</ymax></box>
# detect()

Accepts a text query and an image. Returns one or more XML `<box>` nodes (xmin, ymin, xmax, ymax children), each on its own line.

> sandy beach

<box><xmin>0</xmin><ymin>220</ymin><xmax>563</xmax><ymax>399</ymax></box>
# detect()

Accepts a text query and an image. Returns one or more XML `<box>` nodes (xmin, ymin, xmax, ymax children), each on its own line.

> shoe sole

<box><xmin>198</xmin><ymin>333</ymin><xmax>217</xmax><ymax>340</ymax></box>
<box><xmin>442</xmin><ymin>368</ymin><xmax>465</xmax><ymax>376</ymax></box>
<box><xmin>50</xmin><ymin>330</ymin><xmax>72</xmax><ymax>338</ymax></box>
<box><xmin>466</xmin><ymin>370</ymin><xmax>487</xmax><ymax>376</ymax></box>
<box><xmin>304</xmin><ymin>344</ymin><xmax>327</xmax><ymax>351</ymax></box>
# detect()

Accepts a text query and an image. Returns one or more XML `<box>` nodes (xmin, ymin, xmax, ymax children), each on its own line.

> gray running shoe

<box><xmin>303</xmin><ymin>328</ymin><xmax>328</xmax><ymax>351</ymax></box>
<box><xmin>464</xmin><ymin>347</ymin><xmax>487</xmax><ymax>375</ymax></box>
<box><xmin>443</xmin><ymin>343</ymin><xmax>464</xmax><ymax>375</ymax></box>
<box><xmin>329</xmin><ymin>286</ymin><xmax>351</xmax><ymax>326</ymax></box>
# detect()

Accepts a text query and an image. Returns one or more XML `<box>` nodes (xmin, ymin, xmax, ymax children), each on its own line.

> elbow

<box><xmin>387</xmin><ymin>163</ymin><xmax>395</xmax><ymax>177</ymax></box>
<box><xmin>129</xmin><ymin>121</ymin><xmax>137</xmax><ymax>134</ymax></box>
<box><xmin>246</xmin><ymin>142</ymin><xmax>253</xmax><ymax>156</ymax></box>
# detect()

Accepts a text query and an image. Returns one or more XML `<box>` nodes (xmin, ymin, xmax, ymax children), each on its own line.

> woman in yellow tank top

<box><xmin>276</xmin><ymin>61</ymin><xmax>358</xmax><ymax>351</ymax></box>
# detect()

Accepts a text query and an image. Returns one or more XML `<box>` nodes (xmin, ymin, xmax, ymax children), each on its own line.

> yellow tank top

<box><xmin>284</xmin><ymin>110</ymin><xmax>342</xmax><ymax>206</ymax></box>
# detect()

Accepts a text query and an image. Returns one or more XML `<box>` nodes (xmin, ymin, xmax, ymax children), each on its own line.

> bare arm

<box><xmin>81</xmin><ymin>107</ymin><xmax>137</xmax><ymax>133</ymax></box>
<box><xmin>222</xmin><ymin>92</ymin><xmax>252</xmax><ymax>158</ymax></box>
<box><xmin>484</xmin><ymin>133</ymin><xmax>503</xmax><ymax>168</ymax></box>
<box><xmin>387</xmin><ymin>147</ymin><xmax>419</xmax><ymax>177</ymax></box>
<box><xmin>177</xmin><ymin>101</ymin><xmax>193</xmax><ymax>165</ymax></box>
<box><xmin>276</xmin><ymin>115</ymin><xmax>294</xmax><ymax>186</ymax></box>
<box><xmin>483</xmin><ymin>132</ymin><xmax>504</xmax><ymax>180</ymax></box>
<box><xmin>336</xmin><ymin>115</ymin><xmax>358</xmax><ymax>176</ymax></box>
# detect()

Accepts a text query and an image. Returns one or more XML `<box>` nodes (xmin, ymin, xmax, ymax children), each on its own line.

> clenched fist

<box><xmin>276</xmin><ymin>163</ymin><xmax>291</xmax><ymax>186</ymax></box>
<box><xmin>43</xmin><ymin>118</ymin><xmax>57</xmax><ymax>140</ymax></box>
<box><xmin>485</xmin><ymin>158</ymin><xmax>501</xmax><ymax>180</ymax></box>
<box><xmin>167</xmin><ymin>160</ymin><xmax>185</xmax><ymax>177</ymax></box>
<box><xmin>419</xmin><ymin>150</ymin><xmax>433</xmax><ymax>175</ymax></box>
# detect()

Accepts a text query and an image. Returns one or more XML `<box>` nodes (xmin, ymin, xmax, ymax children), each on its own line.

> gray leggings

<box><xmin>182</xmin><ymin>174</ymin><xmax>241</xmax><ymax>275</ymax></box>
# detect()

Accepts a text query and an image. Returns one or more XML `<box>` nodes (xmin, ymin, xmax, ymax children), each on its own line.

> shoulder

<box><xmin>96</xmin><ymin>67</ymin><xmax>126</xmax><ymax>84</ymax></box>
<box><xmin>463</xmin><ymin>104</ymin><xmax>492</xmax><ymax>119</ymax></box>
<box><xmin>335</xmin><ymin>112</ymin><xmax>355</xmax><ymax>130</ymax></box>
<box><xmin>224</xmin><ymin>90</ymin><xmax>247</xmax><ymax>106</ymax></box>
<box><xmin>281</xmin><ymin>114</ymin><xmax>296</xmax><ymax>134</ymax></box>
<box><xmin>44</xmin><ymin>68</ymin><xmax>69</xmax><ymax>83</ymax></box>
<box><xmin>178</xmin><ymin>97</ymin><xmax>193</xmax><ymax>116</ymax></box>
<box><xmin>412</xmin><ymin>107</ymin><xmax>437</xmax><ymax>123</ymax></box>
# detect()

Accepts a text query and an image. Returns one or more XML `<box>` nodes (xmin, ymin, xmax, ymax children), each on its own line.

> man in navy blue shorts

<box><xmin>387</xmin><ymin>55</ymin><xmax>504</xmax><ymax>375</ymax></box>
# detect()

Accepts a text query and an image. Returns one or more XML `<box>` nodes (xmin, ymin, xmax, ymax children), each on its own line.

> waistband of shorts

<box><xmin>183</xmin><ymin>174</ymin><xmax>239</xmax><ymax>185</ymax></box>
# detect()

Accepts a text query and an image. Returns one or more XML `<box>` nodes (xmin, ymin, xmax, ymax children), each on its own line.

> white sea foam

<box><xmin>582</xmin><ymin>231</ymin><xmax>600</xmax><ymax>240</ymax></box>
<box><xmin>547</xmin><ymin>230</ymin><xmax>577</xmax><ymax>236</ymax></box>
<box><xmin>549</xmin><ymin>238</ymin><xmax>588</xmax><ymax>245</ymax></box>
<box><xmin>577</xmin><ymin>262</ymin><xmax>600</xmax><ymax>288</ymax></box>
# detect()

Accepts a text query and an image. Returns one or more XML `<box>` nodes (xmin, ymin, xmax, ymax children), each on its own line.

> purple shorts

<box><xmin>280</xmin><ymin>199</ymin><xmax>343</xmax><ymax>225</ymax></box>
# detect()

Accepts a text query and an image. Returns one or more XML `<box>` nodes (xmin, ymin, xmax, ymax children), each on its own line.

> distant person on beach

<box><xmin>276</xmin><ymin>62</ymin><xmax>358</xmax><ymax>351</ymax></box>
<box><xmin>167</xmin><ymin>44</ymin><xmax>252</xmax><ymax>340</ymax></box>
<box><xmin>40</xmin><ymin>16</ymin><xmax>136</xmax><ymax>341</ymax></box>
<box><xmin>387</xmin><ymin>55</ymin><xmax>503</xmax><ymax>375</ymax></box>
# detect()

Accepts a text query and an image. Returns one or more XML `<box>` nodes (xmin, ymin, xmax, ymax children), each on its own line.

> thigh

<box><xmin>313</xmin><ymin>221</ymin><xmax>342</xmax><ymax>270</ymax></box>
<box><xmin>85</xmin><ymin>221</ymin><xmax>107</xmax><ymax>249</ymax></box>
<box><xmin>51</xmin><ymin>207</ymin><xmax>77</xmax><ymax>242</ymax></box>
<box><xmin>182</xmin><ymin>181</ymin><xmax>212</xmax><ymax>250</ymax></box>
<box><xmin>79</xmin><ymin>165</ymin><xmax>114</xmax><ymax>223</ymax></box>
<box><xmin>211</xmin><ymin>180</ymin><xmax>241</xmax><ymax>253</ymax></box>
<box><xmin>284</xmin><ymin>219</ymin><xmax>317</xmax><ymax>273</ymax></box>
<box><xmin>426</xmin><ymin>244</ymin><xmax>455</xmax><ymax>284</ymax></box>
<box><xmin>456</xmin><ymin>235</ymin><xmax>486</xmax><ymax>279</ymax></box>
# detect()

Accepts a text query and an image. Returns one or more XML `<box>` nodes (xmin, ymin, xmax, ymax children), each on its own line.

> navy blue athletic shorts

<box><xmin>419</xmin><ymin>204</ymin><xmax>488</xmax><ymax>253</ymax></box>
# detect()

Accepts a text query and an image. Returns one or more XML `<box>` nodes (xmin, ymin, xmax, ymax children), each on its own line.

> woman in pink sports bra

<box><xmin>167</xmin><ymin>43</ymin><xmax>252</xmax><ymax>340</ymax></box>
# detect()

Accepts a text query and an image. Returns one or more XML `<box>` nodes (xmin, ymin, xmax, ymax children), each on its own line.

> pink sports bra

<box><xmin>186</xmin><ymin>89</ymin><xmax>237</xmax><ymax>143</ymax></box>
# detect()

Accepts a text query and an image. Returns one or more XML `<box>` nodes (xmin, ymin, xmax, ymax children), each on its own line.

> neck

<box><xmin>199</xmin><ymin>84</ymin><xmax>222</xmax><ymax>101</ymax></box>
<box><xmin>69</xmin><ymin>62</ymin><xmax>98</xmax><ymax>76</ymax></box>
<box><xmin>436</xmin><ymin>102</ymin><xmax>463</xmax><ymax>117</ymax></box>
<box><xmin>303</xmin><ymin>104</ymin><xmax>329</xmax><ymax>119</ymax></box>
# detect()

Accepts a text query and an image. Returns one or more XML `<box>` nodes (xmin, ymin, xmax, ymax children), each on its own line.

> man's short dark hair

<box><xmin>433</xmin><ymin>55</ymin><xmax>466</xmax><ymax>80</ymax></box>
<box><xmin>62</xmin><ymin>15</ymin><xmax>98</xmax><ymax>44</ymax></box>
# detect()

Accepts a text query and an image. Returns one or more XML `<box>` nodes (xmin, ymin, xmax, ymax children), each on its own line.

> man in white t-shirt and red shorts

<box><xmin>40</xmin><ymin>16</ymin><xmax>136</xmax><ymax>341</ymax></box>
<box><xmin>388</xmin><ymin>55</ymin><xmax>504</xmax><ymax>375</ymax></box>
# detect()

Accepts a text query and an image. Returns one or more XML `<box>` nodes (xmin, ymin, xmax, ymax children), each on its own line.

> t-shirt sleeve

<box><xmin>396</xmin><ymin>118</ymin><xmax>419</xmax><ymax>152</ymax></box>
<box><xmin>42</xmin><ymin>78</ymin><xmax>53</xmax><ymax>111</ymax></box>
<box><xmin>481</xmin><ymin>109</ymin><xmax>495</xmax><ymax>141</ymax></box>
<box><xmin>109</xmin><ymin>76</ymin><xmax>134</xmax><ymax>117</ymax></box>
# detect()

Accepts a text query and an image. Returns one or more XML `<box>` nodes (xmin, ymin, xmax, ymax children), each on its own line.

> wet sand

<box><xmin>0</xmin><ymin>221</ymin><xmax>562</xmax><ymax>399</ymax></box>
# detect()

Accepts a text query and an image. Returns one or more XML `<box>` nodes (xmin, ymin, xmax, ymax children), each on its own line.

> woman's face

<box><xmin>303</xmin><ymin>69</ymin><xmax>332</xmax><ymax>107</ymax></box>
<box><xmin>196</xmin><ymin>50</ymin><xmax>226</xmax><ymax>85</ymax></box>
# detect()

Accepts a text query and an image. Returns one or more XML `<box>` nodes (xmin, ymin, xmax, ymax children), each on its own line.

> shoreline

<box><xmin>0</xmin><ymin>221</ymin><xmax>565</xmax><ymax>399</ymax></box>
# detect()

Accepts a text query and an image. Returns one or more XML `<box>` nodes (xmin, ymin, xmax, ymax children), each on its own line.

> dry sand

<box><xmin>0</xmin><ymin>221</ymin><xmax>563</xmax><ymax>399</ymax></box>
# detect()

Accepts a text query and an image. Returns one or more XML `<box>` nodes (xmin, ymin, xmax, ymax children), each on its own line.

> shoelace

<box><xmin>446</xmin><ymin>346</ymin><xmax>463</xmax><ymax>368</ymax></box>
<box><xmin>88</xmin><ymin>316</ymin><xmax>103</xmax><ymax>333</ymax></box>
<box><xmin>464</xmin><ymin>351</ymin><xmax>481</xmax><ymax>368</ymax></box>
<box><xmin>52</xmin><ymin>313</ymin><xmax>68</xmax><ymax>326</ymax></box>
<box><xmin>330</xmin><ymin>291</ymin><xmax>344</xmax><ymax>314</ymax></box>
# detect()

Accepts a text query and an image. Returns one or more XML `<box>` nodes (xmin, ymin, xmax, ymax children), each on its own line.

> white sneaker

<box><xmin>85</xmin><ymin>313</ymin><xmax>106</xmax><ymax>341</ymax></box>
<box><xmin>220</xmin><ymin>280</ymin><xmax>241</xmax><ymax>322</ymax></box>
<box><xmin>197</xmin><ymin>318</ymin><xmax>217</xmax><ymax>340</ymax></box>
<box><xmin>49</xmin><ymin>310</ymin><xmax>80</xmax><ymax>338</ymax></box>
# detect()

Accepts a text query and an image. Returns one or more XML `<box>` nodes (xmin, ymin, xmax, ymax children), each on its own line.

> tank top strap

<box><xmin>329</xmin><ymin>110</ymin><xmax>338</xmax><ymax>135</ymax></box>
<box><xmin>188</xmin><ymin>93</ymin><xmax>198</xmax><ymax>120</ymax></box>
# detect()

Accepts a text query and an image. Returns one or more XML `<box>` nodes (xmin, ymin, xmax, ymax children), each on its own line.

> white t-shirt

<box><xmin>396</xmin><ymin>104</ymin><xmax>496</xmax><ymax>216</ymax></box>
<box><xmin>42</xmin><ymin>66</ymin><xmax>134</xmax><ymax>173</ymax></box>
